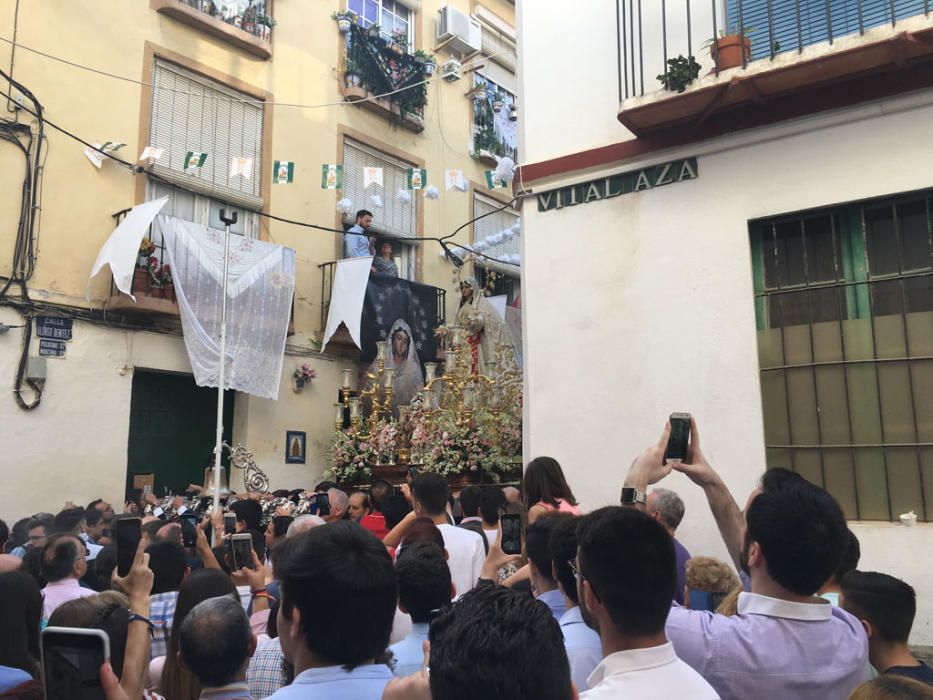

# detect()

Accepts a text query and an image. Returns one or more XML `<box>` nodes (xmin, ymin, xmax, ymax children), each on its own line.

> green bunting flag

<box><xmin>274</xmin><ymin>160</ymin><xmax>295</xmax><ymax>184</ymax></box>
<box><xmin>184</xmin><ymin>151</ymin><xmax>208</xmax><ymax>170</ymax></box>
<box><xmin>322</xmin><ymin>164</ymin><xmax>343</xmax><ymax>190</ymax></box>
<box><xmin>406</xmin><ymin>168</ymin><xmax>427</xmax><ymax>190</ymax></box>
<box><xmin>484</xmin><ymin>170</ymin><xmax>507</xmax><ymax>189</ymax></box>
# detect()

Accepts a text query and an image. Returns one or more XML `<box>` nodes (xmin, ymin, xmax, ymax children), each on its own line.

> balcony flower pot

<box><xmin>337</xmin><ymin>17</ymin><xmax>351</xmax><ymax>32</ymax></box>
<box><xmin>711</xmin><ymin>34</ymin><xmax>751</xmax><ymax>71</ymax></box>
<box><xmin>344</xmin><ymin>71</ymin><xmax>362</xmax><ymax>88</ymax></box>
<box><xmin>161</xmin><ymin>281</ymin><xmax>176</xmax><ymax>303</ymax></box>
<box><xmin>423</xmin><ymin>60</ymin><xmax>436</xmax><ymax>76</ymax></box>
<box><xmin>243</xmin><ymin>20</ymin><xmax>255</xmax><ymax>34</ymax></box>
<box><xmin>367</xmin><ymin>24</ymin><xmax>382</xmax><ymax>39</ymax></box>
<box><xmin>492</xmin><ymin>99</ymin><xmax>503</xmax><ymax>113</ymax></box>
<box><xmin>133</xmin><ymin>267</ymin><xmax>151</xmax><ymax>297</ymax></box>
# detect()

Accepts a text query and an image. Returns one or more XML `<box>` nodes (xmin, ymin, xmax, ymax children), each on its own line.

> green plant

<box><xmin>703</xmin><ymin>25</ymin><xmax>755</xmax><ymax>48</ymax></box>
<box><xmin>331</xmin><ymin>10</ymin><xmax>356</xmax><ymax>20</ymax></box>
<box><xmin>256</xmin><ymin>14</ymin><xmax>276</xmax><ymax>27</ymax></box>
<box><xmin>413</xmin><ymin>49</ymin><xmax>435</xmax><ymax>64</ymax></box>
<box><xmin>657</xmin><ymin>54</ymin><xmax>700</xmax><ymax>93</ymax></box>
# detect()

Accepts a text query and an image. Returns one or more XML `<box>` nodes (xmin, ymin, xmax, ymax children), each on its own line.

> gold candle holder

<box><xmin>334</xmin><ymin>403</ymin><xmax>344</xmax><ymax>430</ymax></box>
<box><xmin>376</xmin><ymin>341</ymin><xmax>387</xmax><ymax>362</ymax></box>
<box><xmin>384</xmin><ymin>367</ymin><xmax>396</xmax><ymax>388</ymax></box>
<box><xmin>444</xmin><ymin>350</ymin><xmax>456</xmax><ymax>375</ymax></box>
<box><xmin>342</xmin><ymin>368</ymin><xmax>353</xmax><ymax>389</ymax></box>
<box><xmin>425</xmin><ymin>362</ymin><xmax>437</xmax><ymax>383</ymax></box>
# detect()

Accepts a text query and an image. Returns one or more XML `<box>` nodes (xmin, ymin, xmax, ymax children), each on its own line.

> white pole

<box><xmin>213</xmin><ymin>209</ymin><xmax>238</xmax><ymax>514</ymax></box>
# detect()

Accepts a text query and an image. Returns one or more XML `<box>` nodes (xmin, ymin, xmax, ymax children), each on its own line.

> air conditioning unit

<box><xmin>436</xmin><ymin>5</ymin><xmax>482</xmax><ymax>56</ymax></box>
<box><xmin>441</xmin><ymin>58</ymin><xmax>462</xmax><ymax>82</ymax></box>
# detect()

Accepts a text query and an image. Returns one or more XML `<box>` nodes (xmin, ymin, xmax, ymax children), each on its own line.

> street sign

<box><xmin>36</xmin><ymin>317</ymin><xmax>73</xmax><ymax>341</ymax></box>
<box><xmin>38</xmin><ymin>339</ymin><xmax>67</xmax><ymax>357</ymax></box>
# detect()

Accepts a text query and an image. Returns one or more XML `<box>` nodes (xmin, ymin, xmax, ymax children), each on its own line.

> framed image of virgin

<box><xmin>285</xmin><ymin>431</ymin><xmax>306</xmax><ymax>464</ymax></box>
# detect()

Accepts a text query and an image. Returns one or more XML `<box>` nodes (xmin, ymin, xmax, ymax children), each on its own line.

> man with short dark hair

<box><xmin>390</xmin><ymin>542</ymin><xmax>453</xmax><ymax>677</ymax></box>
<box><xmin>11</xmin><ymin>517</ymin><xmax>49</xmax><ymax>559</ymax></box>
<box><xmin>268</xmin><ymin>521</ymin><xmax>396</xmax><ymax>698</ymax></box>
<box><xmin>54</xmin><ymin>506</ymin><xmax>103</xmax><ymax>561</ymax></box>
<box><xmin>85</xmin><ymin>507</ymin><xmax>106</xmax><ymax>545</ymax></box>
<box><xmin>179</xmin><ymin>596</ymin><xmax>257</xmax><ymax>698</ymax></box>
<box><xmin>412</xmin><ymin>474</ymin><xmax>484</xmax><ymax>597</ymax></box>
<box><xmin>146</xmin><ymin>540</ymin><xmax>191</xmax><ymax>659</ymax></box>
<box><xmin>576</xmin><ymin>507</ymin><xmax>717</xmax><ymax>698</ymax></box>
<box><xmin>361</xmin><ymin>480</ymin><xmax>392</xmax><ymax>540</ymax></box>
<box><xmin>480</xmin><ymin>486</ymin><xmax>506</xmax><ymax>546</ymax></box>
<box><xmin>646</xmin><ymin>488</ymin><xmax>691</xmax><ymax>605</ymax></box>
<box><xmin>550</xmin><ymin>515</ymin><xmax>602</xmax><ymax>691</ymax></box>
<box><xmin>457</xmin><ymin>486</ymin><xmax>483</xmax><ymax>525</ymax></box>
<box><xmin>623</xmin><ymin>419</ymin><xmax>869</xmax><ymax>699</ymax></box>
<box><xmin>39</xmin><ymin>533</ymin><xmax>94</xmax><ymax>622</ymax></box>
<box><xmin>230</xmin><ymin>499</ymin><xmax>264</xmax><ymax>533</ymax></box>
<box><xmin>344</xmin><ymin>209</ymin><xmax>375</xmax><ymax>259</ymax></box>
<box><xmin>526</xmin><ymin>514</ymin><xmax>568</xmax><ymax>620</ymax></box>
<box><xmin>820</xmin><ymin>528</ymin><xmax>860</xmax><ymax>606</ymax></box>
<box><xmin>429</xmin><ymin>582</ymin><xmax>577</xmax><ymax>699</ymax></box>
<box><xmin>841</xmin><ymin>571</ymin><xmax>933</xmax><ymax>685</ymax></box>
<box><xmin>348</xmin><ymin>491</ymin><xmax>370</xmax><ymax>521</ymax></box>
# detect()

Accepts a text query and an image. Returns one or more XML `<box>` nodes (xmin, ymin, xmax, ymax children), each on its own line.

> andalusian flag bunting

<box><xmin>406</xmin><ymin>168</ymin><xmax>427</xmax><ymax>190</ymax></box>
<box><xmin>484</xmin><ymin>170</ymin><xmax>508</xmax><ymax>189</ymax></box>
<box><xmin>184</xmin><ymin>151</ymin><xmax>208</xmax><ymax>170</ymax></box>
<box><xmin>322</xmin><ymin>164</ymin><xmax>343</xmax><ymax>189</ymax></box>
<box><xmin>273</xmin><ymin>160</ymin><xmax>295</xmax><ymax>184</ymax></box>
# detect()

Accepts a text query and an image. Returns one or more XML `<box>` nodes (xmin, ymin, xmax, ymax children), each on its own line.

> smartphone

<box><xmin>115</xmin><ymin>517</ymin><xmax>141</xmax><ymax>578</ymax></box>
<box><xmin>407</xmin><ymin>466</ymin><xmax>419</xmax><ymax>482</ymax></box>
<box><xmin>231</xmin><ymin>533</ymin><xmax>255</xmax><ymax>570</ymax></box>
<box><xmin>665</xmin><ymin>412</ymin><xmax>692</xmax><ymax>463</ymax></box>
<box><xmin>500</xmin><ymin>513</ymin><xmax>522</xmax><ymax>556</ymax></box>
<box><xmin>180</xmin><ymin>514</ymin><xmax>199</xmax><ymax>548</ymax></box>
<box><xmin>41</xmin><ymin>627</ymin><xmax>110</xmax><ymax>700</ymax></box>
<box><xmin>317</xmin><ymin>492</ymin><xmax>331</xmax><ymax>516</ymax></box>
<box><xmin>224</xmin><ymin>512</ymin><xmax>237</xmax><ymax>535</ymax></box>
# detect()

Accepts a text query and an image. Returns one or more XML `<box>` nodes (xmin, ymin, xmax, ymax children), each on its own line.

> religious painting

<box><xmin>285</xmin><ymin>431</ymin><xmax>306</xmax><ymax>464</ymax></box>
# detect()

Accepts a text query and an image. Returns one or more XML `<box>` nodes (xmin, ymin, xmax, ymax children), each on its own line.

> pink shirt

<box><xmin>41</xmin><ymin>578</ymin><xmax>95</xmax><ymax>622</ymax></box>
<box><xmin>535</xmin><ymin>498</ymin><xmax>581</xmax><ymax>515</ymax></box>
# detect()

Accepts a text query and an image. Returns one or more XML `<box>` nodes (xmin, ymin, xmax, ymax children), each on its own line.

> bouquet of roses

<box><xmin>325</xmin><ymin>430</ymin><xmax>375</xmax><ymax>483</ymax></box>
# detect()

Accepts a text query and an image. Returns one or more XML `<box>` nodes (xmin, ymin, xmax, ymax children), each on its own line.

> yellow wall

<box><xmin>0</xmin><ymin>0</ymin><xmax>517</xmax><ymax>506</ymax></box>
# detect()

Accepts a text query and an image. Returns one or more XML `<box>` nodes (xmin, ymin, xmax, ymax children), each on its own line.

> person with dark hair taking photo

<box><xmin>267</xmin><ymin>521</ymin><xmax>396</xmax><ymax>698</ymax></box>
<box><xmin>621</xmin><ymin>418</ymin><xmax>869</xmax><ymax>699</ymax></box>
<box><xmin>841</xmin><ymin>571</ymin><xmax>933</xmax><ymax>686</ymax></box>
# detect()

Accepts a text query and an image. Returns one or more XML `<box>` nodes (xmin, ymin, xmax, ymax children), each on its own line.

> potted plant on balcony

<box><xmin>135</xmin><ymin>238</ymin><xmax>155</xmax><ymax>297</ymax></box>
<box><xmin>492</xmin><ymin>92</ymin><xmax>504</xmax><ymax>113</ymax></box>
<box><xmin>332</xmin><ymin>10</ymin><xmax>355</xmax><ymax>33</ymax></box>
<box><xmin>390</xmin><ymin>29</ymin><xmax>407</xmax><ymax>54</ymax></box>
<box><xmin>413</xmin><ymin>49</ymin><xmax>437</xmax><ymax>75</ymax></box>
<box><xmin>256</xmin><ymin>14</ymin><xmax>276</xmax><ymax>41</ymax></box>
<box><xmin>657</xmin><ymin>54</ymin><xmax>701</xmax><ymax>93</ymax></box>
<box><xmin>706</xmin><ymin>26</ymin><xmax>753</xmax><ymax>71</ymax></box>
<box><xmin>160</xmin><ymin>264</ymin><xmax>175</xmax><ymax>303</ymax></box>
<box><xmin>367</xmin><ymin>22</ymin><xmax>382</xmax><ymax>40</ymax></box>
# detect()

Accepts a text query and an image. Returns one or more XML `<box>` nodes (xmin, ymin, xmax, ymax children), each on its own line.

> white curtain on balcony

<box><xmin>158</xmin><ymin>215</ymin><xmax>295</xmax><ymax>400</ymax></box>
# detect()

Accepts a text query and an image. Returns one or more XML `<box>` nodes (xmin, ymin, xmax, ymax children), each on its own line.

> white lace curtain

<box><xmin>159</xmin><ymin>215</ymin><xmax>295</xmax><ymax>400</ymax></box>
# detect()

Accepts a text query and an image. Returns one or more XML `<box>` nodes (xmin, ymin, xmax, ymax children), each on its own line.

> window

<box><xmin>148</xmin><ymin>59</ymin><xmax>264</xmax><ymax>237</ymax></box>
<box><xmin>750</xmin><ymin>191</ymin><xmax>933</xmax><ymax>521</ymax></box>
<box><xmin>728</xmin><ymin>0</ymin><xmax>928</xmax><ymax>61</ymax></box>
<box><xmin>473</xmin><ymin>192</ymin><xmax>520</xmax><ymax>282</ymax></box>
<box><xmin>472</xmin><ymin>74</ymin><xmax>517</xmax><ymax>161</ymax></box>
<box><xmin>348</xmin><ymin>0</ymin><xmax>413</xmax><ymax>45</ymax></box>
<box><xmin>342</xmin><ymin>138</ymin><xmax>419</xmax><ymax>279</ymax></box>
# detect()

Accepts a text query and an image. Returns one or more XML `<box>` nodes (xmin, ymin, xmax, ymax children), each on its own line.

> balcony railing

<box><xmin>178</xmin><ymin>0</ymin><xmax>274</xmax><ymax>41</ymax></box>
<box><xmin>319</xmin><ymin>261</ymin><xmax>446</xmax><ymax>349</ymax></box>
<box><xmin>343</xmin><ymin>23</ymin><xmax>428</xmax><ymax>127</ymax></box>
<box><xmin>618</xmin><ymin>0</ymin><xmax>932</xmax><ymax>100</ymax></box>
<box><xmin>105</xmin><ymin>209</ymin><xmax>179</xmax><ymax>315</ymax></box>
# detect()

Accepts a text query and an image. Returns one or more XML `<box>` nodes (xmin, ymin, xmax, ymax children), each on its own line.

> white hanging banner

<box><xmin>86</xmin><ymin>197</ymin><xmax>169</xmax><ymax>301</ymax></box>
<box><xmin>158</xmin><ymin>215</ymin><xmax>296</xmax><ymax>400</ymax></box>
<box><xmin>363</xmin><ymin>167</ymin><xmax>384</xmax><ymax>189</ymax></box>
<box><xmin>321</xmin><ymin>256</ymin><xmax>374</xmax><ymax>352</ymax></box>
<box><xmin>445</xmin><ymin>169</ymin><xmax>466</xmax><ymax>191</ymax></box>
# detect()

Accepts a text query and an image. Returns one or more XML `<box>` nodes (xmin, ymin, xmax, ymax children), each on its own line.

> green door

<box><xmin>127</xmin><ymin>370</ymin><xmax>234</xmax><ymax>496</ymax></box>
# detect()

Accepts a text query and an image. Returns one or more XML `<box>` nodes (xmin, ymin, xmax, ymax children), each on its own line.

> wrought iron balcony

<box><xmin>616</xmin><ymin>0</ymin><xmax>933</xmax><ymax>135</ymax></box>
<box><xmin>341</xmin><ymin>23</ymin><xmax>428</xmax><ymax>131</ymax></box>
<box><xmin>153</xmin><ymin>0</ymin><xmax>274</xmax><ymax>59</ymax></box>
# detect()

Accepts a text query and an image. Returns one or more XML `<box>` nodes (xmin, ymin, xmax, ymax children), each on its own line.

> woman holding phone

<box><xmin>522</xmin><ymin>457</ymin><xmax>581</xmax><ymax>524</ymax></box>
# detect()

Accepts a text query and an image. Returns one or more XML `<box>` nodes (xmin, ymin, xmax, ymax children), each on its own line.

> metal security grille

<box><xmin>342</xmin><ymin>139</ymin><xmax>417</xmax><ymax>239</ymax></box>
<box><xmin>150</xmin><ymin>59</ymin><xmax>264</xmax><ymax>210</ymax></box>
<box><xmin>751</xmin><ymin>191</ymin><xmax>933</xmax><ymax>521</ymax></box>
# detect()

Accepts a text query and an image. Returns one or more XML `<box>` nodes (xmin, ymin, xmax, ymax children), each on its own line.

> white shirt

<box><xmin>582</xmin><ymin>642</ymin><xmax>720</xmax><ymax>699</ymax></box>
<box><xmin>559</xmin><ymin>606</ymin><xmax>602</xmax><ymax>691</ymax></box>
<box><xmin>41</xmin><ymin>578</ymin><xmax>96</xmax><ymax>622</ymax></box>
<box><xmin>437</xmin><ymin>523</ymin><xmax>485</xmax><ymax>597</ymax></box>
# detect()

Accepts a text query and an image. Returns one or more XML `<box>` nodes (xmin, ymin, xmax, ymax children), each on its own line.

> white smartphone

<box><xmin>41</xmin><ymin>627</ymin><xmax>110</xmax><ymax>700</ymax></box>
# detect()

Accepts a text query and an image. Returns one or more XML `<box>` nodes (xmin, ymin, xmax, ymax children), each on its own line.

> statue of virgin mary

<box><xmin>451</xmin><ymin>276</ymin><xmax>518</xmax><ymax>375</ymax></box>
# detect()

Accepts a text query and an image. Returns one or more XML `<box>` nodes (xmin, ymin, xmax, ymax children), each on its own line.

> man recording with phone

<box><xmin>620</xmin><ymin>417</ymin><xmax>869</xmax><ymax>700</ymax></box>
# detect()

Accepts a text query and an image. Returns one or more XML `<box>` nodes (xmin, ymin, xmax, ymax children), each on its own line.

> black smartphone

<box><xmin>180</xmin><ymin>514</ymin><xmax>199</xmax><ymax>547</ymax></box>
<box><xmin>116</xmin><ymin>517</ymin><xmax>141</xmax><ymax>578</ymax></box>
<box><xmin>224</xmin><ymin>512</ymin><xmax>237</xmax><ymax>535</ymax></box>
<box><xmin>41</xmin><ymin>627</ymin><xmax>110</xmax><ymax>700</ymax></box>
<box><xmin>665</xmin><ymin>412</ymin><xmax>692</xmax><ymax>463</ymax></box>
<box><xmin>500</xmin><ymin>513</ymin><xmax>522</xmax><ymax>555</ymax></box>
<box><xmin>407</xmin><ymin>466</ymin><xmax>419</xmax><ymax>482</ymax></box>
<box><xmin>230</xmin><ymin>533</ymin><xmax>255</xmax><ymax>570</ymax></box>
<box><xmin>317</xmin><ymin>492</ymin><xmax>331</xmax><ymax>516</ymax></box>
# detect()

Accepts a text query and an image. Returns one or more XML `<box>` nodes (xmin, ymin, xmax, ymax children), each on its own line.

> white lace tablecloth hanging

<box><xmin>158</xmin><ymin>215</ymin><xmax>296</xmax><ymax>400</ymax></box>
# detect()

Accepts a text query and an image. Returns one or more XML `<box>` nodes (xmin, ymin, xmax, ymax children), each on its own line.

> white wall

<box><xmin>521</xmin><ymin>93</ymin><xmax>933</xmax><ymax>644</ymax></box>
<box><xmin>0</xmin><ymin>308</ymin><xmax>353</xmax><ymax>521</ymax></box>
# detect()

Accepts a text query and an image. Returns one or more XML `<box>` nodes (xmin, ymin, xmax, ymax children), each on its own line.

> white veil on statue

<box><xmin>367</xmin><ymin>318</ymin><xmax>425</xmax><ymax>413</ymax></box>
<box><xmin>455</xmin><ymin>276</ymin><xmax>518</xmax><ymax>374</ymax></box>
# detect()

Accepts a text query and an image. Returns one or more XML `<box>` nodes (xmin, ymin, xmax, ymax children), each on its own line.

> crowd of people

<box><xmin>0</xmin><ymin>417</ymin><xmax>931</xmax><ymax>699</ymax></box>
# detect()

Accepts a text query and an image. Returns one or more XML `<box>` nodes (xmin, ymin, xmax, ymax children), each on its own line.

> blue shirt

<box><xmin>389</xmin><ymin>622</ymin><xmax>429</xmax><ymax>677</ymax></box>
<box><xmin>537</xmin><ymin>588</ymin><xmax>567</xmax><ymax>620</ymax></box>
<box><xmin>559</xmin><ymin>606</ymin><xmax>603</xmax><ymax>692</ymax></box>
<box><xmin>673</xmin><ymin>538</ymin><xmax>691</xmax><ymax>606</ymax></box>
<box><xmin>344</xmin><ymin>225</ymin><xmax>372</xmax><ymax>258</ymax></box>
<box><xmin>265</xmin><ymin>664</ymin><xmax>393</xmax><ymax>700</ymax></box>
<box><xmin>0</xmin><ymin>666</ymin><xmax>32</xmax><ymax>693</ymax></box>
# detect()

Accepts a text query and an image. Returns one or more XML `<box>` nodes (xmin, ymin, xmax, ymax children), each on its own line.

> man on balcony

<box><xmin>344</xmin><ymin>209</ymin><xmax>375</xmax><ymax>259</ymax></box>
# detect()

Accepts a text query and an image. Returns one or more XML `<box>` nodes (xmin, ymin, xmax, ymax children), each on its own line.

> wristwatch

<box><xmin>621</xmin><ymin>487</ymin><xmax>647</xmax><ymax>506</ymax></box>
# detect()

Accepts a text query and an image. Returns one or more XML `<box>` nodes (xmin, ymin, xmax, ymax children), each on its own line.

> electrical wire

<box><xmin>0</xmin><ymin>77</ymin><xmax>524</xmax><ymax>268</ymax></box>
